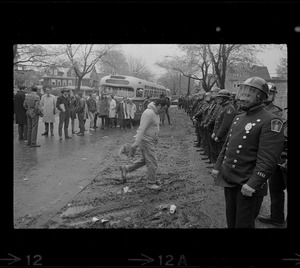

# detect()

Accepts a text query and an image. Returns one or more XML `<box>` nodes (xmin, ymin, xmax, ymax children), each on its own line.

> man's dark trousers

<box><xmin>224</xmin><ymin>187</ymin><xmax>263</xmax><ymax>228</ymax></box>
<box><xmin>58</xmin><ymin>111</ymin><xmax>70</xmax><ymax>137</ymax></box>
<box><xmin>77</xmin><ymin>112</ymin><xmax>85</xmax><ymax>133</ymax></box>
<box><xmin>269</xmin><ymin>165</ymin><xmax>287</xmax><ymax>222</ymax></box>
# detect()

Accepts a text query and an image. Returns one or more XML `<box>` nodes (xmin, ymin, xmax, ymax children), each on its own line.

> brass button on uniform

<box><xmin>233</xmin><ymin>159</ymin><xmax>237</xmax><ymax>163</ymax></box>
<box><xmin>236</xmin><ymin>150</ymin><xmax>240</xmax><ymax>154</ymax></box>
<box><xmin>243</xmin><ymin>136</ymin><xmax>247</xmax><ymax>139</ymax></box>
<box><xmin>232</xmin><ymin>165</ymin><xmax>236</xmax><ymax>168</ymax></box>
<box><xmin>238</xmin><ymin>145</ymin><xmax>242</xmax><ymax>148</ymax></box>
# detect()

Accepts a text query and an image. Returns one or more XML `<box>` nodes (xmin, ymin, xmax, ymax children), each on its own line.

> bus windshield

<box><xmin>101</xmin><ymin>86</ymin><xmax>134</xmax><ymax>98</ymax></box>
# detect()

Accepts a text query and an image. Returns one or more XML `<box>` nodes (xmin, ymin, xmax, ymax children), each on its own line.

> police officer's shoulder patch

<box><xmin>226</xmin><ymin>107</ymin><xmax>234</xmax><ymax>114</ymax></box>
<box><xmin>271</xmin><ymin>119</ymin><xmax>283</xmax><ymax>133</ymax></box>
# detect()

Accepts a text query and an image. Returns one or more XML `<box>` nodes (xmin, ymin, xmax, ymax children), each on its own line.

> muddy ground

<box><xmin>14</xmin><ymin>106</ymin><xmax>285</xmax><ymax>229</ymax></box>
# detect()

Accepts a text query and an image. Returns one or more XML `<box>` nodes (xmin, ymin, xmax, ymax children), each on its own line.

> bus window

<box><xmin>136</xmin><ymin>88</ymin><xmax>143</xmax><ymax>98</ymax></box>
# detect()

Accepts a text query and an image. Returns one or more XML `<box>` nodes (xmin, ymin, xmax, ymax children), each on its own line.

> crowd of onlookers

<box><xmin>14</xmin><ymin>85</ymin><xmax>171</xmax><ymax>147</ymax></box>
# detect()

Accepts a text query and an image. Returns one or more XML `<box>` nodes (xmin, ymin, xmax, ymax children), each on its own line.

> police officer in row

<box><xmin>193</xmin><ymin>92</ymin><xmax>211</xmax><ymax>153</ymax></box>
<box><xmin>210</xmin><ymin>90</ymin><xmax>236</xmax><ymax>167</ymax></box>
<box><xmin>201</xmin><ymin>87</ymin><xmax>221</xmax><ymax>165</ymax></box>
<box><xmin>264</xmin><ymin>82</ymin><xmax>283</xmax><ymax>117</ymax></box>
<box><xmin>211</xmin><ymin>77</ymin><xmax>285</xmax><ymax>228</ymax></box>
<box><xmin>192</xmin><ymin>93</ymin><xmax>206</xmax><ymax>147</ymax></box>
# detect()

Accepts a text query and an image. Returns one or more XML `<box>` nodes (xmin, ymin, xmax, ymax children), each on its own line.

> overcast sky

<box><xmin>121</xmin><ymin>44</ymin><xmax>287</xmax><ymax>79</ymax></box>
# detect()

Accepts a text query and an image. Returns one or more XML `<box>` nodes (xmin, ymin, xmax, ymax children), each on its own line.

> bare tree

<box><xmin>65</xmin><ymin>44</ymin><xmax>114</xmax><ymax>91</ymax></box>
<box><xmin>14</xmin><ymin>44</ymin><xmax>66</xmax><ymax>68</ymax></box>
<box><xmin>276</xmin><ymin>57</ymin><xmax>287</xmax><ymax>79</ymax></box>
<box><xmin>98</xmin><ymin>49</ymin><xmax>130</xmax><ymax>76</ymax></box>
<box><xmin>127</xmin><ymin>56</ymin><xmax>155</xmax><ymax>82</ymax></box>
<box><xmin>207</xmin><ymin>44</ymin><xmax>263</xmax><ymax>88</ymax></box>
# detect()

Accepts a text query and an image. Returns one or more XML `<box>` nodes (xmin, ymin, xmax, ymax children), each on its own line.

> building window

<box><xmin>62</xmin><ymin>80</ymin><xmax>67</xmax><ymax>86</ymax></box>
<box><xmin>54</xmin><ymin>69</ymin><xmax>58</xmax><ymax>76</ymax></box>
<box><xmin>68</xmin><ymin>80</ymin><xmax>72</xmax><ymax>86</ymax></box>
<box><xmin>71</xmin><ymin>70</ymin><xmax>75</xmax><ymax>76</ymax></box>
<box><xmin>57</xmin><ymin>80</ymin><xmax>61</xmax><ymax>86</ymax></box>
<box><xmin>51</xmin><ymin>79</ymin><xmax>56</xmax><ymax>86</ymax></box>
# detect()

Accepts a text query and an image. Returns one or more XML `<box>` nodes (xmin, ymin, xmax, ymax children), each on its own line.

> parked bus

<box><xmin>99</xmin><ymin>75</ymin><xmax>172</xmax><ymax>121</ymax></box>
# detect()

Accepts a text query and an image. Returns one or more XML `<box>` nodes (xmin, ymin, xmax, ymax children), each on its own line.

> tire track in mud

<box><xmin>41</xmin><ymin>107</ymin><xmax>226</xmax><ymax>229</ymax></box>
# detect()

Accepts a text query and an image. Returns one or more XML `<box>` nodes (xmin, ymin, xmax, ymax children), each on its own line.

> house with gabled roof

<box><xmin>41</xmin><ymin>65</ymin><xmax>101</xmax><ymax>96</ymax></box>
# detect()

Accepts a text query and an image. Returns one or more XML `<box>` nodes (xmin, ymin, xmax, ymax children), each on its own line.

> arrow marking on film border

<box><xmin>128</xmin><ymin>253</ymin><xmax>155</xmax><ymax>266</ymax></box>
<box><xmin>0</xmin><ymin>253</ymin><xmax>22</xmax><ymax>265</ymax></box>
<box><xmin>282</xmin><ymin>253</ymin><xmax>300</xmax><ymax>266</ymax></box>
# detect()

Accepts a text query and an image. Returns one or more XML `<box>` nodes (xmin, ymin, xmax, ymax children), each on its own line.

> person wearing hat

<box><xmin>211</xmin><ymin>77</ymin><xmax>285</xmax><ymax>228</ymax></box>
<box><xmin>56</xmin><ymin>88</ymin><xmax>72</xmax><ymax>140</ymax></box>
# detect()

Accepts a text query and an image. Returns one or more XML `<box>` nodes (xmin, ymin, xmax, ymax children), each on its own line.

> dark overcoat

<box><xmin>14</xmin><ymin>91</ymin><xmax>27</xmax><ymax>124</ymax></box>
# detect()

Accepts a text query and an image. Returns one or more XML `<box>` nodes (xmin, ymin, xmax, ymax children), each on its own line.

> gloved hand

<box><xmin>211</xmin><ymin>169</ymin><xmax>219</xmax><ymax>179</ymax></box>
<box><xmin>241</xmin><ymin>184</ymin><xmax>255</xmax><ymax>196</ymax></box>
<box><xmin>211</xmin><ymin>133</ymin><xmax>215</xmax><ymax>139</ymax></box>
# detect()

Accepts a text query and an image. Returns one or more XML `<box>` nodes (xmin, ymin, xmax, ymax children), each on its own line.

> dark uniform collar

<box><xmin>245</xmin><ymin>104</ymin><xmax>265</xmax><ymax>115</ymax></box>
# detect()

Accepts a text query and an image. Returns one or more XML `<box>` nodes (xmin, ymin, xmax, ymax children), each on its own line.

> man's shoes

<box><xmin>59</xmin><ymin>136</ymin><xmax>63</xmax><ymax>140</ymax></box>
<box><xmin>65</xmin><ymin>136</ymin><xmax>72</xmax><ymax>139</ymax></box>
<box><xmin>90</xmin><ymin>128</ymin><xmax>94</xmax><ymax>131</ymax></box>
<box><xmin>72</xmin><ymin>131</ymin><xmax>76</xmax><ymax>134</ymax></box>
<box><xmin>146</xmin><ymin>183</ymin><xmax>161</xmax><ymax>190</ymax></box>
<box><xmin>119</xmin><ymin>166</ymin><xmax>127</xmax><ymax>182</ymax></box>
<box><xmin>204</xmin><ymin>160</ymin><xmax>211</xmax><ymax>164</ymax></box>
<box><xmin>30</xmin><ymin>144</ymin><xmax>41</xmax><ymax>147</ymax></box>
<box><xmin>194</xmin><ymin>144</ymin><xmax>200</xmax><ymax>147</ymax></box>
<box><xmin>76</xmin><ymin>132</ymin><xmax>84</xmax><ymax>136</ymax></box>
<box><xmin>41</xmin><ymin>132</ymin><xmax>48</xmax><ymax>136</ymax></box>
<box><xmin>257</xmin><ymin>216</ymin><xmax>286</xmax><ymax>227</ymax></box>
<box><xmin>26</xmin><ymin>143</ymin><xmax>31</xmax><ymax>146</ymax></box>
<box><xmin>51</xmin><ymin>133</ymin><xmax>54</xmax><ymax>136</ymax></box>
<box><xmin>202</xmin><ymin>157</ymin><xmax>210</xmax><ymax>160</ymax></box>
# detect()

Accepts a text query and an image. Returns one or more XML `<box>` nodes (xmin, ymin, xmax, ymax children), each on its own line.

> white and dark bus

<box><xmin>99</xmin><ymin>75</ymin><xmax>172</xmax><ymax>121</ymax></box>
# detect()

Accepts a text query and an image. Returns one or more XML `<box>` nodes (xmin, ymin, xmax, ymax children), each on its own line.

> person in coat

<box><xmin>56</xmin><ymin>89</ymin><xmax>72</xmax><ymax>140</ymax></box>
<box><xmin>23</xmin><ymin>85</ymin><xmax>42</xmax><ymax>147</ymax></box>
<box><xmin>127</xmin><ymin>99</ymin><xmax>136</xmax><ymax>129</ymax></box>
<box><xmin>108</xmin><ymin>94</ymin><xmax>116</xmax><ymax>128</ymax></box>
<box><xmin>40</xmin><ymin>87</ymin><xmax>56</xmax><ymax>136</ymax></box>
<box><xmin>86</xmin><ymin>93</ymin><xmax>97</xmax><ymax>131</ymax></box>
<box><xmin>75</xmin><ymin>93</ymin><xmax>86</xmax><ymax>136</ymax></box>
<box><xmin>97</xmin><ymin>94</ymin><xmax>110</xmax><ymax>130</ymax></box>
<box><xmin>69</xmin><ymin>90</ymin><xmax>77</xmax><ymax>134</ymax></box>
<box><xmin>211</xmin><ymin>77</ymin><xmax>285</xmax><ymax>228</ymax></box>
<box><xmin>116</xmin><ymin>97</ymin><xmax>129</xmax><ymax>129</ymax></box>
<box><xmin>14</xmin><ymin>86</ymin><xmax>28</xmax><ymax>141</ymax></box>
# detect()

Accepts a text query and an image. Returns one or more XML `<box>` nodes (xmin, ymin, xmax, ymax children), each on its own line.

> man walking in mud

<box><xmin>119</xmin><ymin>98</ymin><xmax>167</xmax><ymax>190</ymax></box>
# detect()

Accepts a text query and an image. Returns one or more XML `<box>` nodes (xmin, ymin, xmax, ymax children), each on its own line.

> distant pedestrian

<box><xmin>56</xmin><ymin>88</ymin><xmax>72</xmax><ymax>140</ymax></box>
<box><xmin>119</xmin><ymin>98</ymin><xmax>167</xmax><ymax>190</ymax></box>
<box><xmin>14</xmin><ymin>86</ymin><xmax>28</xmax><ymax>141</ymax></box>
<box><xmin>69</xmin><ymin>90</ymin><xmax>77</xmax><ymax>134</ymax></box>
<box><xmin>143</xmin><ymin>95</ymin><xmax>151</xmax><ymax>111</ymax></box>
<box><xmin>108</xmin><ymin>95</ymin><xmax>116</xmax><ymax>128</ymax></box>
<box><xmin>23</xmin><ymin>85</ymin><xmax>43</xmax><ymax>147</ymax></box>
<box><xmin>86</xmin><ymin>93</ymin><xmax>97</xmax><ymax>131</ymax></box>
<box><xmin>116</xmin><ymin>97</ymin><xmax>129</xmax><ymax>129</ymax></box>
<box><xmin>97</xmin><ymin>94</ymin><xmax>109</xmax><ymax>130</ymax></box>
<box><xmin>93</xmin><ymin>93</ymin><xmax>100</xmax><ymax>129</ymax></box>
<box><xmin>75</xmin><ymin>93</ymin><xmax>86</xmax><ymax>136</ymax></box>
<box><xmin>40</xmin><ymin>87</ymin><xmax>56</xmax><ymax>137</ymax></box>
<box><xmin>127</xmin><ymin>99</ymin><xmax>136</xmax><ymax>129</ymax></box>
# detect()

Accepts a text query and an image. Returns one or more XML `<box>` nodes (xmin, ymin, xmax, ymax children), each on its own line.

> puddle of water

<box><xmin>61</xmin><ymin>205</ymin><xmax>94</xmax><ymax>217</ymax></box>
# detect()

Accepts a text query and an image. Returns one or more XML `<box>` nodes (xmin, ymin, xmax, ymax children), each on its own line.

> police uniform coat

<box><xmin>214</xmin><ymin>104</ymin><xmax>284</xmax><ymax>196</ymax></box>
<box><xmin>213</xmin><ymin>101</ymin><xmax>236</xmax><ymax>141</ymax></box>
